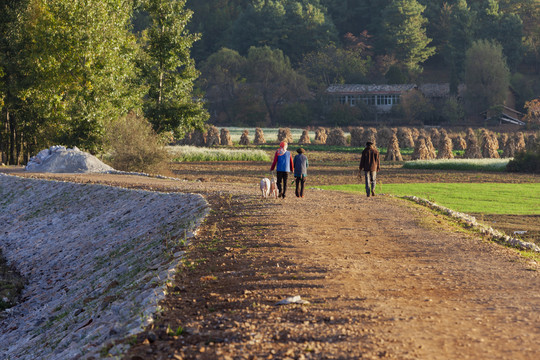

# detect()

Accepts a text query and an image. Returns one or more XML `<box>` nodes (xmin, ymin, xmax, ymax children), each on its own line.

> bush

<box><xmin>506</xmin><ymin>145</ymin><xmax>540</xmax><ymax>173</ymax></box>
<box><xmin>105</xmin><ymin>112</ymin><xmax>171</xmax><ymax>173</ymax></box>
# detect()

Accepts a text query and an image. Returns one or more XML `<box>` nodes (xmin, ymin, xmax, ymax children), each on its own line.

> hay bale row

<box><xmin>179</xmin><ymin>127</ymin><xmax>535</xmax><ymax>161</ymax></box>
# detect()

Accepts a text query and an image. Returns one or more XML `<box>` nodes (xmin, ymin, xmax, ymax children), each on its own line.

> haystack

<box><xmin>437</xmin><ymin>133</ymin><xmax>454</xmax><ymax>159</ymax></box>
<box><xmin>515</xmin><ymin>132</ymin><xmax>526</xmax><ymax>153</ymax></box>
<box><xmin>464</xmin><ymin>133</ymin><xmax>482</xmax><ymax>158</ymax></box>
<box><xmin>377</xmin><ymin>127</ymin><xmax>394</xmax><ymax>148</ymax></box>
<box><xmin>411</xmin><ymin>137</ymin><xmax>430</xmax><ymax>160</ymax></box>
<box><xmin>452</xmin><ymin>134</ymin><xmax>467</xmax><ymax>150</ymax></box>
<box><xmin>385</xmin><ymin>134</ymin><xmax>403</xmax><ymax>161</ymax></box>
<box><xmin>238</xmin><ymin>130</ymin><xmax>250</xmax><ymax>145</ymax></box>
<box><xmin>429</xmin><ymin>128</ymin><xmax>441</xmax><ymax>147</ymax></box>
<box><xmin>397</xmin><ymin>127</ymin><xmax>414</xmax><ymax>148</ymax></box>
<box><xmin>206</xmin><ymin>126</ymin><xmax>220</xmax><ymax>147</ymax></box>
<box><xmin>425</xmin><ymin>136</ymin><xmax>437</xmax><ymax>159</ymax></box>
<box><xmin>253</xmin><ymin>127</ymin><xmax>266</xmax><ymax>145</ymax></box>
<box><xmin>498</xmin><ymin>133</ymin><xmax>508</xmax><ymax>149</ymax></box>
<box><xmin>298</xmin><ymin>130</ymin><xmax>311</xmax><ymax>145</ymax></box>
<box><xmin>314</xmin><ymin>127</ymin><xmax>328</xmax><ymax>144</ymax></box>
<box><xmin>503</xmin><ymin>137</ymin><xmax>516</xmax><ymax>158</ymax></box>
<box><xmin>480</xmin><ymin>130</ymin><xmax>499</xmax><ymax>158</ymax></box>
<box><xmin>364</xmin><ymin>127</ymin><xmax>377</xmax><ymax>146</ymax></box>
<box><xmin>526</xmin><ymin>133</ymin><xmax>538</xmax><ymax>151</ymax></box>
<box><xmin>350</xmin><ymin>127</ymin><xmax>364</xmax><ymax>147</ymax></box>
<box><xmin>411</xmin><ymin>128</ymin><xmax>420</xmax><ymax>141</ymax></box>
<box><xmin>326</xmin><ymin>128</ymin><xmax>348</xmax><ymax>146</ymax></box>
<box><xmin>220</xmin><ymin>128</ymin><xmax>233</xmax><ymax>146</ymax></box>
<box><xmin>277</xmin><ymin>128</ymin><xmax>293</xmax><ymax>144</ymax></box>
<box><xmin>182</xmin><ymin>129</ymin><xmax>206</xmax><ymax>146</ymax></box>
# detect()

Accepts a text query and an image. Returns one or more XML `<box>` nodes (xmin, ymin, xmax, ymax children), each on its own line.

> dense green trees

<box><xmin>227</xmin><ymin>0</ymin><xmax>338</xmax><ymax>64</ymax></box>
<box><xmin>380</xmin><ymin>0</ymin><xmax>435</xmax><ymax>75</ymax></box>
<box><xmin>1</xmin><ymin>0</ymin><xmax>141</xmax><ymax>161</ymax></box>
<box><xmin>199</xmin><ymin>46</ymin><xmax>309</xmax><ymax>126</ymax></box>
<box><xmin>464</xmin><ymin>40</ymin><xmax>510</xmax><ymax>116</ymax></box>
<box><xmin>139</xmin><ymin>0</ymin><xmax>208</xmax><ymax>138</ymax></box>
<box><xmin>1</xmin><ymin>0</ymin><xmax>206</xmax><ymax>164</ymax></box>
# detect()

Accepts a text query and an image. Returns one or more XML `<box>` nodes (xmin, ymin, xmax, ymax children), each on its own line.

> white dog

<box><xmin>260</xmin><ymin>177</ymin><xmax>279</xmax><ymax>199</ymax></box>
<box><xmin>260</xmin><ymin>178</ymin><xmax>271</xmax><ymax>198</ymax></box>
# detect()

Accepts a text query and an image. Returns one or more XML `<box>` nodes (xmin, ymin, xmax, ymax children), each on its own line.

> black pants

<box><xmin>295</xmin><ymin>176</ymin><xmax>305</xmax><ymax>197</ymax></box>
<box><xmin>276</xmin><ymin>171</ymin><xmax>288</xmax><ymax>197</ymax></box>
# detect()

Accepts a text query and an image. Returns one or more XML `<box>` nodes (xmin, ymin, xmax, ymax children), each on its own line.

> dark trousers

<box><xmin>295</xmin><ymin>177</ymin><xmax>305</xmax><ymax>197</ymax></box>
<box><xmin>276</xmin><ymin>171</ymin><xmax>288</xmax><ymax>197</ymax></box>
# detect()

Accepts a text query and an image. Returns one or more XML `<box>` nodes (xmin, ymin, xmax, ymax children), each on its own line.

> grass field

<box><xmin>319</xmin><ymin>183</ymin><xmax>540</xmax><ymax>216</ymax></box>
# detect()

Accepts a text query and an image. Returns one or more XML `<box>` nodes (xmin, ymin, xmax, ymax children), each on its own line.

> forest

<box><xmin>1</xmin><ymin>0</ymin><xmax>540</xmax><ymax>164</ymax></box>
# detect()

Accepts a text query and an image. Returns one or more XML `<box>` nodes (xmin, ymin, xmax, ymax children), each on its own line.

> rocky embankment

<box><xmin>0</xmin><ymin>174</ymin><xmax>208</xmax><ymax>359</ymax></box>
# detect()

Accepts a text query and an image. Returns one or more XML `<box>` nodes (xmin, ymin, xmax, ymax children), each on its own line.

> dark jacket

<box><xmin>293</xmin><ymin>154</ymin><xmax>308</xmax><ymax>177</ymax></box>
<box><xmin>359</xmin><ymin>145</ymin><xmax>380</xmax><ymax>172</ymax></box>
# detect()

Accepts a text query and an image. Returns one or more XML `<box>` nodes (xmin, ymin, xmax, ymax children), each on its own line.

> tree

<box><xmin>186</xmin><ymin>0</ymin><xmax>250</xmax><ymax>62</ymax></box>
<box><xmin>245</xmin><ymin>46</ymin><xmax>310</xmax><ymax>124</ymax></box>
<box><xmin>445</xmin><ymin>0</ymin><xmax>475</xmax><ymax>94</ymax></box>
<box><xmin>300</xmin><ymin>42</ymin><xmax>370</xmax><ymax>90</ymax></box>
<box><xmin>228</xmin><ymin>0</ymin><xmax>338</xmax><ymax>64</ymax></box>
<box><xmin>198</xmin><ymin>48</ymin><xmax>247</xmax><ymax>123</ymax></box>
<box><xmin>380</xmin><ymin>0</ymin><xmax>435</xmax><ymax>74</ymax></box>
<box><xmin>139</xmin><ymin>0</ymin><xmax>208</xmax><ymax>138</ymax></box>
<box><xmin>1</xmin><ymin>0</ymin><xmax>141</xmax><ymax>159</ymax></box>
<box><xmin>464</xmin><ymin>40</ymin><xmax>510</xmax><ymax>117</ymax></box>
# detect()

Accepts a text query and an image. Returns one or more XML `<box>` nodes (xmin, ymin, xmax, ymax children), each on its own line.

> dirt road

<box><xmin>7</xmin><ymin>172</ymin><xmax>540</xmax><ymax>359</ymax></box>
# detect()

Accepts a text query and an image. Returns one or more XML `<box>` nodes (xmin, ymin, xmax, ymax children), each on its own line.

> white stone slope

<box><xmin>25</xmin><ymin>146</ymin><xmax>114</xmax><ymax>173</ymax></box>
<box><xmin>0</xmin><ymin>174</ymin><xmax>209</xmax><ymax>359</ymax></box>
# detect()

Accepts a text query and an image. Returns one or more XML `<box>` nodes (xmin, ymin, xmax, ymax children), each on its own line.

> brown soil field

<box><xmin>2</xmin><ymin>155</ymin><xmax>539</xmax><ymax>359</ymax></box>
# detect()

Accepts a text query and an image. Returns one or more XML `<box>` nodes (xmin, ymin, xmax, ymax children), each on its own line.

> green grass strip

<box><xmin>403</xmin><ymin>158</ymin><xmax>510</xmax><ymax>172</ymax></box>
<box><xmin>319</xmin><ymin>183</ymin><xmax>540</xmax><ymax>215</ymax></box>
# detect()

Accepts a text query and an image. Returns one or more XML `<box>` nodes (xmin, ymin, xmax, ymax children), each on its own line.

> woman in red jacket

<box><xmin>270</xmin><ymin>142</ymin><xmax>294</xmax><ymax>198</ymax></box>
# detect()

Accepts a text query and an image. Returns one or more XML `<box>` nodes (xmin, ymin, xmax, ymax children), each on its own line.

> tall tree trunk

<box><xmin>8</xmin><ymin>110</ymin><xmax>17</xmax><ymax>165</ymax></box>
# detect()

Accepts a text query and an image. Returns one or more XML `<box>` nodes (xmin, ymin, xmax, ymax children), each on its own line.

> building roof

<box><xmin>326</xmin><ymin>84</ymin><xmax>416</xmax><ymax>94</ymax></box>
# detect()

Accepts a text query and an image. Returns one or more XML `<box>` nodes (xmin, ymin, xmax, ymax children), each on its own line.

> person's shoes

<box><xmin>371</xmin><ymin>191</ymin><xmax>376</xmax><ymax>196</ymax></box>
<box><xmin>366</xmin><ymin>192</ymin><xmax>370</xmax><ymax>197</ymax></box>
<box><xmin>278</xmin><ymin>192</ymin><xmax>282</xmax><ymax>198</ymax></box>
<box><xmin>282</xmin><ymin>194</ymin><xmax>286</xmax><ymax>199</ymax></box>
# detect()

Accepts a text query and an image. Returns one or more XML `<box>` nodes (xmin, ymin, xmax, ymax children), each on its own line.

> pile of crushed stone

<box><xmin>25</xmin><ymin>146</ymin><xmax>114</xmax><ymax>173</ymax></box>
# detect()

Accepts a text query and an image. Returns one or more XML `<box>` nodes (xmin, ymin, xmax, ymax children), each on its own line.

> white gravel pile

<box><xmin>25</xmin><ymin>146</ymin><xmax>114</xmax><ymax>173</ymax></box>
<box><xmin>0</xmin><ymin>174</ymin><xmax>209</xmax><ymax>359</ymax></box>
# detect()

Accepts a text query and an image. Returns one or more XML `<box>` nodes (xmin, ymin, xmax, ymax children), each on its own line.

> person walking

<box><xmin>293</xmin><ymin>148</ymin><xmax>309</xmax><ymax>198</ymax></box>
<box><xmin>270</xmin><ymin>141</ymin><xmax>294</xmax><ymax>198</ymax></box>
<box><xmin>359</xmin><ymin>141</ymin><xmax>380</xmax><ymax>197</ymax></box>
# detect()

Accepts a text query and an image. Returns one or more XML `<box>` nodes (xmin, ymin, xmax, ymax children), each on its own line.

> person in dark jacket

<box><xmin>293</xmin><ymin>148</ymin><xmax>309</xmax><ymax>198</ymax></box>
<box><xmin>359</xmin><ymin>142</ymin><xmax>380</xmax><ymax>197</ymax></box>
<box><xmin>270</xmin><ymin>141</ymin><xmax>294</xmax><ymax>198</ymax></box>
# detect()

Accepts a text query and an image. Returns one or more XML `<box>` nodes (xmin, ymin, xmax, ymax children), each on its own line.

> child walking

<box><xmin>293</xmin><ymin>148</ymin><xmax>308</xmax><ymax>198</ymax></box>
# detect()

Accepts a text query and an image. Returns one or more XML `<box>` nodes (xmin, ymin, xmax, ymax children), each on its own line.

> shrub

<box><xmin>105</xmin><ymin>112</ymin><xmax>171</xmax><ymax>173</ymax></box>
<box><xmin>506</xmin><ymin>145</ymin><xmax>540</xmax><ymax>173</ymax></box>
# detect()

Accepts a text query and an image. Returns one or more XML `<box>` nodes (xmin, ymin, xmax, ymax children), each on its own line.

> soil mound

<box><xmin>25</xmin><ymin>146</ymin><xmax>114</xmax><ymax>173</ymax></box>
